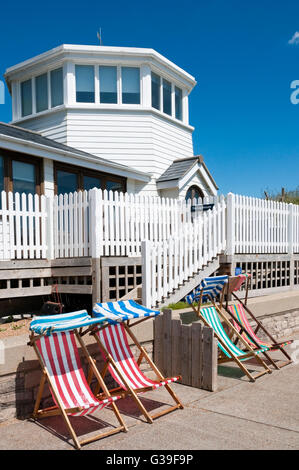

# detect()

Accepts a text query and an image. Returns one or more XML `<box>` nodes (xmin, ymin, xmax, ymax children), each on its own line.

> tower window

<box><xmin>75</xmin><ymin>65</ymin><xmax>95</xmax><ymax>103</ymax></box>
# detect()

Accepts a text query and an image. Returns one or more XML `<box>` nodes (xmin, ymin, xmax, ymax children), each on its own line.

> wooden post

<box><xmin>162</xmin><ymin>309</ymin><xmax>173</xmax><ymax>376</ymax></box>
<box><xmin>142</xmin><ymin>240</ymin><xmax>152</xmax><ymax>308</ymax></box>
<box><xmin>288</xmin><ymin>203</ymin><xmax>294</xmax><ymax>256</ymax></box>
<box><xmin>191</xmin><ymin>322</ymin><xmax>202</xmax><ymax>388</ymax></box>
<box><xmin>45</xmin><ymin>196</ymin><xmax>54</xmax><ymax>260</ymax></box>
<box><xmin>181</xmin><ymin>324</ymin><xmax>192</xmax><ymax>385</ymax></box>
<box><xmin>226</xmin><ymin>192</ymin><xmax>235</xmax><ymax>256</ymax></box>
<box><xmin>201</xmin><ymin>326</ymin><xmax>218</xmax><ymax>391</ymax></box>
<box><xmin>92</xmin><ymin>258</ymin><xmax>102</xmax><ymax>304</ymax></box>
<box><xmin>171</xmin><ymin>319</ymin><xmax>182</xmax><ymax>378</ymax></box>
<box><xmin>153</xmin><ymin>313</ymin><xmax>164</xmax><ymax>373</ymax></box>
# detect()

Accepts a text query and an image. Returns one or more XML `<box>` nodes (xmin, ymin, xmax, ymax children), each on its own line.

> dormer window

<box><xmin>75</xmin><ymin>65</ymin><xmax>95</xmax><ymax>103</ymax></box>
<box><xmin>21</xmin><ymin>79</ymin><xmax>32</xmax><ymax>117</ymax></box>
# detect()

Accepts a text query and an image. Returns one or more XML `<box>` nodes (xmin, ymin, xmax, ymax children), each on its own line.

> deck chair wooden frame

<box><xmin>223</xmin><ymin>276</ymin><xmax>293</xmax><ymax>369</ymax></box>
<box><xmin>189</xmin><ymin>289</ymin><xmax>272</xmax><ymax>382</ymax></box>
<box><xmin>28</xmin><ymin>329</ymin><xmax>127</xmax><ymax>450</ymax></box>
<box><xmin>84</xmin><ymin>318</ymin><xmax>184</xmax><ymax>424</ymax></box>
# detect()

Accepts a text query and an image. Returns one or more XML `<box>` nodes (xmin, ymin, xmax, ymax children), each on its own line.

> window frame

<box><xmin>99</xmin><ymin>65</ymin><xmax>118</xmax><ymax>104</ymax></box>
<box><xmin>0</xmin><ymin>150</ymin><xmax>43</xmax><ymax>195</ymax></box>
<box><xmin>75</xmin><ymin>64</ymin><xmax>96</xmax><ymax>104</ymax></box>
<box><xmin>54</xmin><ymin>161</ymin><xmax>126</xmax><ymax>195</ymax></box>
<box><xmin>35</xmin><ymin>72</ymin><xmax>49</xmax><ymax>114</ymax></box>
<box><xmin>50</xmin><ymin>67</ymin><xmax>64</xmax><ymax>109</ymax></box>
<box><xmin>20</xmin><ymin>78</ymin><xmax>33</xmax><ymax>117</ymax></box>
<box><xmin>121</xmin><ymin>66</ymin><xmax>141</xmax><ymax>105</ymax></box>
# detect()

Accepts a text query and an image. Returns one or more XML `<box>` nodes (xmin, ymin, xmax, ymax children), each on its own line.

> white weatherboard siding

<box><xmin>151</xmin><ymin>114</ymin><xmax>194</xmax><ymax>177</ymax></box>
<box><xmin>65</xmin><ymin>109</ymin><xmax>194</xmax><ymax>179</ymax></box>
<box><xmin>19</xmin><ymin>110</ymin><xmax>68</xmax><ymax>144</ymax></box>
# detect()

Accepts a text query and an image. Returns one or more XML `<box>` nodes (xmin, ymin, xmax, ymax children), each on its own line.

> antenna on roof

<box><xmin>97</xmin><ymin>28</ymin><xmax>103</xmax><ymax>46</ymax></box>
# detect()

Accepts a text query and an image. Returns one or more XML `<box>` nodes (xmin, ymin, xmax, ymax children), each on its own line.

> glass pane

<box><xmin>21</xmin><ymin>79</ymin><xmax>32</xmax><ymax>117</ymax></box>
<box><xmin>35</xmin><ymin>73</ymin><xmax>48</xmax><ymax>113</ymax></box>
<box><xmin>57</xmin><ymin>170</ymin><xmax>77</xmax><ymax>195</ymax></box>
<box><xmin>185</xmin><ymin>185</ymin><xmax>204</xmax><ymax>201</ymax></box>
<box><xmin>99</xmin><ymin>66</ymin><xmax>117</xmax><ymax>103</ymax></box>
<box><xmin>175</xmin><ymin>86</ymin><xmax>182</xmax><ymax>121</ymax></box>
<box><xmin>151</xmin><ymin>72</ymin><xmax>160</xmax><ymax>110</ymax></box>
<box><xmin>106</xmin><ymin>180</ymin><xmax>123</xmax><ymax>192</ymax></box>
<box><xmin>163</xmin><ymin>79</ymin><xmax>172</xmax><ymax>116</ymax></box>
<box><xmin>12</xmin><ymin>160</ymin><xmax>36</xmax><ymax>195</ymax></box>
<box><xmin>83</xmin><ymin>175</ymin><xmax>102</xmax><ymax>191</ymax></box>
<box><xmin>75</xmin><ymin>65</ymin><xmax>95</xmax><ymax>103</ymax></box>
<box><xmin>0</xmin><ymin>156</ymin><xmax>4</xmax><ymax>193</ymax></box>
<box><xmin>122</xmin><ymin>67</ymin><xmax>140</xmax><ymax>104</ymax></box>
<box><xmin>51</xmin><ymin>68</ymin><xmax>63</xmax><ymax>108</ymax></box>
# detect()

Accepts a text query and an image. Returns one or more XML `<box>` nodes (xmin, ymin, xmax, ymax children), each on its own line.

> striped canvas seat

<box><xmin>97</xmin><ymin>322</ymin><xmax>180</xmax><ymax>391</ymax></box>
<box><xmin>200</xmin><ymin>306</ymin><xmax>269</xmax><ymax>360</ymax></box>
<box><xmin>228</xmin><ymin>303</ymin><xmax>292</xmax><ymax>350</ymax></box>
<box><xmin>30</xmin><ymin>310</ymin><xmax>106</xmax><ymax>336</ymax></box>
<box><xmin>93</xmin><ymin>300</ymin><xmax>161</xmax><ymax>324</ymax></box>
<box><xmin>35</xmin><ymin>330</ymin><xmax>120</xmax><ymax>416</ymax></box>
<box><xmin>186</xmin><ymin>275</ymin><xmax>229</xmax><ymax>304</ymax></box>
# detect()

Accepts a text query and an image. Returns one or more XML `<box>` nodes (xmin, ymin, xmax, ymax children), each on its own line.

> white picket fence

<box><xmin>0</xmin><ymin>189</ymin><xmax>298</xmax><ymax>261</ymax></box>
<box><xmin>0</xmin><ymin>191</ymin><xmax>47</xmax><ymax>260</ymax></box>
<box><xmin>53</xmin><ymin>188</ymin><xmax>202</xmax><ymax>258</ymax></box>
<box><xmin>227</xmin><ymin>193</ymin><xmax>297</xmax><ymax>255</ymax></box>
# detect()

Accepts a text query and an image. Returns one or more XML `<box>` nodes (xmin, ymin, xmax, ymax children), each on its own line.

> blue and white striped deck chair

<box><xmin>92</xmin><ymin>300</ymin><xmax>161</xmax><ymax>325</ymax></box>
<box><xmin>186</xmin><ymin>275</ymin><xmax>229</xmax><ymax>307</ymax></box>
<box><xmin>186</xmin><ymin>278</ymin><xmax>271</xmax><ymax>381</ymax></box>
<box><xmin>30</xmin><ymin>309</ymin><xmax>107</xmax><ymax>336</ymax></box>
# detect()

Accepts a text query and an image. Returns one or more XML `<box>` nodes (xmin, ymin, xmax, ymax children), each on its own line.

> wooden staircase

<box><xmin>158</xmin><ymin>255</ymin><xmax>220</xmax><ymax>308</ymax></box>
<box><xmin>122</xmin><ymin>255</ymin><xmax>220</xmax><ymax>308</ymax></box>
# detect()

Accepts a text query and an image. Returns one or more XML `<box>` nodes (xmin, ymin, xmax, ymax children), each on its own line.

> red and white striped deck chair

<box><xmin>29</xmin><ymin>311</ymin><xmax>127</xmax><ymax>449</ymax></box>
<box><xmin>89</xmin><ymin>301</ymin><xmax>184</xmax><ymax>423</ymax></box>
<box><xmin>224</xmin><ymin>275</ymin><xmax>293</xmax><ymax>369</ymax></box>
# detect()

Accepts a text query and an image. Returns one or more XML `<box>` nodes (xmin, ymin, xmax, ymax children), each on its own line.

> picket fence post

<box><xmin>288</xmin><ymin>203</ymin><xmax>294</xmax><ymax>255</ymax></box>
<box><xmin>89</xmin><ymin>188</ymin><xmax>102</xmax><ymax>258</ymax></box>
<box><xmin>45</xmin><ymin>196</ymin><xmax>54</xmax><ymax>260</ymax></box>
<box><xmin>142</xmin><ymin>240</ymin><xmax>152</xmax><ymax>308</ymax></box>
<box><xmin>226</xmin><ymin>192</ymin><xmax>235</xmax><ymax>256</ymax></box>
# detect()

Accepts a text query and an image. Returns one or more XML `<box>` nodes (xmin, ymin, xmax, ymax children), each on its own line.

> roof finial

<box><xmin>97</xmin><ymin>28</ymin><xmax>103</xmax><ymax>46</ymax></box>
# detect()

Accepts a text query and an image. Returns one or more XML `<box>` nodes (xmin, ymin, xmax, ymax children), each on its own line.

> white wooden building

<box><xmin>4</xmin><ymin>44</ymin><xmax>217</xmax><ymax>199</ymax></box>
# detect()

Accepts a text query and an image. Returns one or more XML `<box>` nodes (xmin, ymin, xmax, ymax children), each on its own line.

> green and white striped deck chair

<box><xmin>187</xmin><ymin>277</ymin><xmax>272</xmax><ymax>382</ymax></box>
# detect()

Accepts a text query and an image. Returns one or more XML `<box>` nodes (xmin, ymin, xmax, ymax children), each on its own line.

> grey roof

<box><xmin>157</xmin><ymin>155</ymin><xmax>218</xmax><ymax>189</ymax></box>
<box><xmin>0</xmin><ymin>122</ymin><xmax>147</xmax><ymax>176</ymax></box>
<box><xmin>157</xmin><ymin>156</ymin><xmax>199</xmax><ymax>182</ymax></box>
<box><xmin>0</xmin><ymin>122</ymin><xmax>99</xmax><ymax>158</ymax></box>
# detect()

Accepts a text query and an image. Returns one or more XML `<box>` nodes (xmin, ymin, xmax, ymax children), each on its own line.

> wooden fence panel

<box><xmin>154</xmin><ymin>310</ymin><xmax>217</xmax><ymax>392</ymax></box>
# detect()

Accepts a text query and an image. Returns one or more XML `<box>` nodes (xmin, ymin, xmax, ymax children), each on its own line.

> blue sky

<box><xmin>0</xmin><ymin>0</ymin><xmax>298</xmax><ymax>197</ymax></box>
